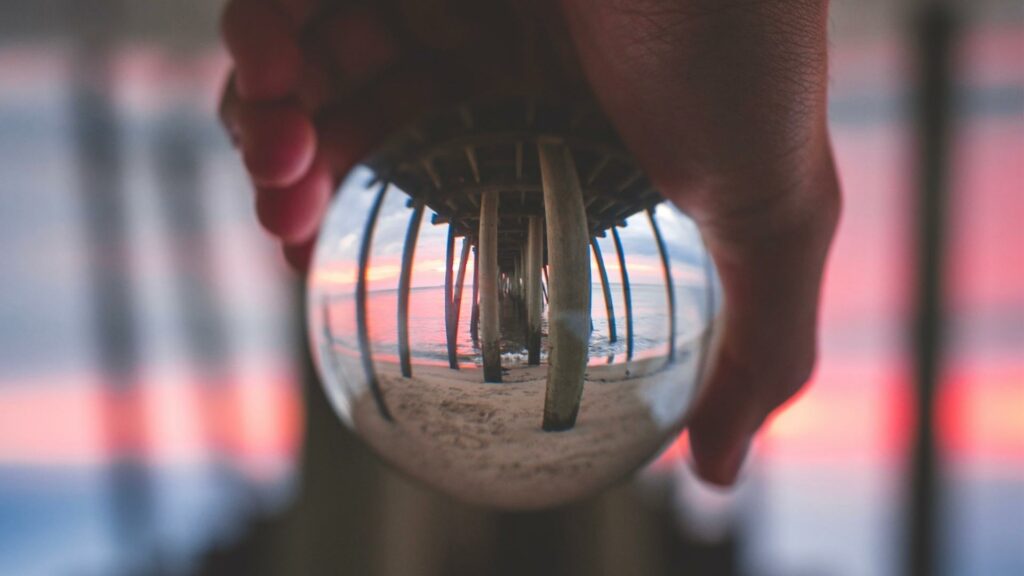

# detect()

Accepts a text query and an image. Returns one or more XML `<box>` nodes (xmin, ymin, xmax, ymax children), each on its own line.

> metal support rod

<box><xmin>611</xmin><ymin>226</ymin><xmax>634</xmax><ymax>361</ymax></box>
<box><xmin>538</xmin><ymin>140</ymin><xmax>591</xmax><ymax>431</ymax></box>
<box><xmin>398</xmin><ymin>201</ymin><xmax>425</xmax><ymax>378</ymax></box>
<box><xmin>590</xmin><ymin>237</ymin><xmax>617</xmax><ymax>343</ymax></box>
<box><xmin>449</xmin><ymin>238</ymin><xmax>472</xmax><ymax>369</ymax></box>
<box><xmin>357</xmin><ymin>183</ymin><xmax>393</xmax><ymax>421</ymax></box>
<box><xmin>647</xmin><ymin>208</ymin><xmax>676</xmax><ymax>362</ymax></box>
<box><xmin>479</xmin><ymin>191</ymin><xmax>502</xmax><ymax>382</ymax></box>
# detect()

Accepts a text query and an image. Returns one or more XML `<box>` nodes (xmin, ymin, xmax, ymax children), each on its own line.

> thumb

<box><xmin>685</xmin><ymin>164</ymin><xmax>840</xmax><ymax>486</ymax></box>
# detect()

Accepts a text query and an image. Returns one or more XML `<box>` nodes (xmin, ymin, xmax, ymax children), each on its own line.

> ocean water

<box><xmin>319</xmin><ymin>283</ymin><xmax>712</xmax><ymax>369</ymax></box>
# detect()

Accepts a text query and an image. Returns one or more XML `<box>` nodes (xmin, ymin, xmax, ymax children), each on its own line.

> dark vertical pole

<box><xmin>647</xmin><ymin>208</ymin><xmax>677</xmax><ymax>362</ymax></box>
<box><xmin>154</xmin><ymin>113</ymin><xmax>244</xmax><ymax>501</ymax></box>
<box><xmin>590</xmin><ymin>238</ymin><xmax>617</xmax><ymax>343</ymax></box>
<box><xmin>398</xmin><ymin>201</ymin><xmax>425</xmax><ymax>378</ymax></box>
<box><xmin>69</xmin><ymin>1</ymin><xmax>154</xmax><ymax>565</ymax></box>
<box><xmin>356</xmin><ymin>184</ymin><xmax>393</xmax><ymax>421</ymax></box>
<box><xmin>526</xmin><ymin>216</ymin><xmax>544</xmax><ymax>365</ymax></box>
<box><xmin>611</xmin><ymin>227</ymin><xmax>634</xmax><ymax>361</ymax></box>
<box><xmin>480</xmin><ymin>191</ymin><xmax>502</xmax><ymax>382</ymax></box>
<box><xmin>449</xmin><ymin>237</ymin><xmax>472</xmax><ymax>369</ymax></box>
<box><xmin>444</xmin><ymin>225</ymin><xmax>457</xmax><ymax>368</ymax></box>
<box><xmin>471</xmin><ymin>245</ymin><xmax>480</xmax><ymax>344</ymax></box>
<box><xmin>908</xmin><ymin>4</ymin><xmax>955</xmax><ymax>576</ymax></box>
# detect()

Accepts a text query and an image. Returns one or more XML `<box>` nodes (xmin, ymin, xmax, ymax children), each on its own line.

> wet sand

<box><xmin>351</xmin><ymin>350</ymin><xmax>701</xmax><ymax>509</ymax></box>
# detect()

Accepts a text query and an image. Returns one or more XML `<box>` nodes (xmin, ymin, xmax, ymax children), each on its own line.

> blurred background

<box><xmin>0</xmin><ymin>0</ymin><xmax>1021</xmax><ymax>574</ymax></box>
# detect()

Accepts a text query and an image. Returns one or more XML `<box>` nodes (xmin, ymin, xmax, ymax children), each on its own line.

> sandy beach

<box><xmin>349</xmin><ymin>345</ymin><xmax>703</xmax><ymax>509</ymax></box>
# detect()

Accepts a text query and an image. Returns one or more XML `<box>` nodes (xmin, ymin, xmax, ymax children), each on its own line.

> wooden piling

<box><xmin>479</xmin><ymin>191</ymin><xmax>502</xmax><ymax>382</ymax></box>
<box><xmin>398</xmin><ymin>200</ymin><xmax>425</xmax><ymax>378</ymax></box>
<box><xmin>611</xmin><ymin>226</ymin><xmax>634</xmax><ymax>361</ymax></box>
<box><xmin>526</xmin><ymin>215</ymin><xmax>544</xmax><ymax>365</ymax></box>
<box><xmin>356</xmin><ymin>183</ymin><xmax>393</xmax><ymax>421</ymax></box>
<box><xmin>590</xmin><ymin>237</ymin><xmax>617</xmax><ymax>343</ymax></box>
<box><xmin>538</xmin><ymin>141</ymin><xmax>591</xmax><ymax>431</ymax></box>
<box><xmin>443</xmin><ymin>225</ymin><xmax>457</xmax><ymax>369</ymax></box>
<box><xmin>470</xmin><ymin>245</ymin><xmax>480</xmax><ymax>344</ymax></box>
<box><xmin>647</xmin><ymin>208</ymin><xmax>677</xmax><ymax>362</ymax></box>
<box><xmin>449</xmin><ymin>237</ymin><xmax>471</xmax><ymax>369</ymax></box>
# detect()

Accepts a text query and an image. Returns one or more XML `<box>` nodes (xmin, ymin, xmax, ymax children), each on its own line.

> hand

<box><xmin>220</xmin><ymin>0</ymin><xmax>840</xmax><ymax>486</ymax></box>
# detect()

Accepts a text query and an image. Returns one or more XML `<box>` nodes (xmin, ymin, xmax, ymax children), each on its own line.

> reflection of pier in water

<box><xmin>346</xmin><ymin>98</ymin><xmax>680</xmax><ymax>431</ymax></box>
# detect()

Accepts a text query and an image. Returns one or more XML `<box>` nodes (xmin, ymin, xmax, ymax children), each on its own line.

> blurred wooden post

<box><xmin>357</xmin><ymin>183</ymin><xmax>393</xmax><ymax>421</ymax></box>
<box><xmin>538</xmin><ymin>140</ymin><xmax>591</xmax><ymax>431</ymax></box>
<box><xmin>909</xmin><ymin>5</ymin><xmax>956</xmax><ymax>576</ymax></box>
<box><xmin>526</xmin><ymin>216</ymin><xmax>544</xmax><ymax>365</ymax></box>
<box><xmin>647</xmin><ymin>208</ymin><xmax>676</xmax><ymax>362</ymax></box>
<box><xmin>450</xmin><ymin>238</ymin><xmax>472</xmax><ymax>369</ymax></box>
<box><xmin>591</xmin><ymin>237</ymin><xmax>617</xmax><ymax>343</ymax></box>
<box><xmin>479</xmin><ymin>191</ymin><xmax>502</xmax><ymax>382</ymax></box>
<box><xmin>611</xmin><ymin>226</ymin><xmax>634</xmax><ymax>362</ymax></box>
<box><xmin>398</xmin><ymin>201</ymin><xmax>425</xmax><ymax>378</ymax></box>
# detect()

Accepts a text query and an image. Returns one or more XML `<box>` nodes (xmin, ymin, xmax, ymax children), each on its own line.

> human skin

<box><xmin>220</xmin><ymin>0</ymin><xmax>841</xmax><ymax>486</ymax></box>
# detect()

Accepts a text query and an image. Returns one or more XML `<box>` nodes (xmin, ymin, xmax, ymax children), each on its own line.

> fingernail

<box><xmin>692</xmin><ymin>436</ymin><xmax>751</xmax><ymax>487</ymax></box>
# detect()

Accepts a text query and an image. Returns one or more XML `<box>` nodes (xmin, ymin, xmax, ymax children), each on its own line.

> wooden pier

<box><xmin>348</xmin><ymin>97</ymin><xmax>678</xmax><ymax>430</ymax></box>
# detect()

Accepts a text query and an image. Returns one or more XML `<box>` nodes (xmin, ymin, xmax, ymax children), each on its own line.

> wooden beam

<box><xmin>356</xmin><ymin>183</ymin><xmax>393</xmax><ymax>421</ymax></box>
<box><xmin>591</xmin><ymin>237</ymin><xmax>617</xmax><ymax>343</ymax></box>
<box><xmin>515</xmin><ymin>141</ymin><xmax>523</xmax><ymax>181</ymax></box>
<box><xmin>397</xmin><ymin>131</ymin><xmax>633</xmax><ymax>168</ymax></box>
<box><xmin>449</xmin><ymin>237</ymin><xmax>472</xmax><ymax>369</ymax></box>
<box><xmin>586</xmin><ymin>154</ymin><xmax>610</xmax><ymax>186</ymax></box>
<box><xmin>611</xmin><ymin>226</ymin><xmax>634</xmax><ymax>361</ymax></box>
<box><xmin>421</xmin><ymin>158</ymin><xmax>442</xmax><ymax>189</ymax></box>
<box><xmin>479</xmin><ymin>190</ymin><xmax>502</xmax><ymax>382</ymax></box>
<box><xmin>538</xmin><ymin>140</ymin><xmax>591</xmax><ymax>431</ymax></box>
<box><xmin>398</xmin><ymin>201</ymin><xmax>425</xmax><ymax>378</ymax></box>
<box><xmin>616</xmin><ymin>170</ymin><xmax>642</xmax><ymax>193</ymax></box>
<box><xmin>526</xmin><ymin>216</ymin><xmax>544</xmax><ymax>365</ymax></box>
<box><xmin>464</xmin><ymin>146</ymin><xmax>481</xmax><ymax>183</ymax></box>
<box><xmin>444</xmin><ymin>225</ymin><xmax>457</xmax><ymax>369</ymax></box>
<box><xmin>647</xmin><ymin>208</ymin><xmax>676</xmax><ymax>362</ymax></box>
<box><xmin>470</xmin><ymin>245</ymin><xmax>480</xmax><ymax>344</ymax></box>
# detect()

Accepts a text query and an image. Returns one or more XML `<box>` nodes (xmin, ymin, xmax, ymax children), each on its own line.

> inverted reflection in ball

<box><xmin>308</xmin><ymin>98</ymin><xmax>718</xmax><ymax>509</ymax></box>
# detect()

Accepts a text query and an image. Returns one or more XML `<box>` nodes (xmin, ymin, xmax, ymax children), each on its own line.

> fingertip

<box><xmin>255</xmin><ymin>157</ymin><xmax>331</xmax><ymax>244</ymax></box>
<box><xmin>688</xmin><ymin>431</ymin><xmax>751</xmax><ymax>487</ymax></box>
<box><xmin>283</xmin><ymin>239</ymin><xmax>315</xmax><ymax>273</ymax></box>
<box><xmin>241</xmin><ymin>104</ymin><xmax>317</xmax><ymax>188</ymax></box>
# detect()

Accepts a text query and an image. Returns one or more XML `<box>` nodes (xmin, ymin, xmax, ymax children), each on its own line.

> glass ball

<box><xmin>307</xmin><ymin>97</ymin><xmax>719</xmax><ymax>509</ymax></box>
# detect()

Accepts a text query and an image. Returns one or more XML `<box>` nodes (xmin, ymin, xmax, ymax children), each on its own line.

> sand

<box><xmin>349</xmin><ymin>348</ymin><xmax>702</xmax><ymax>509</ymax></box>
